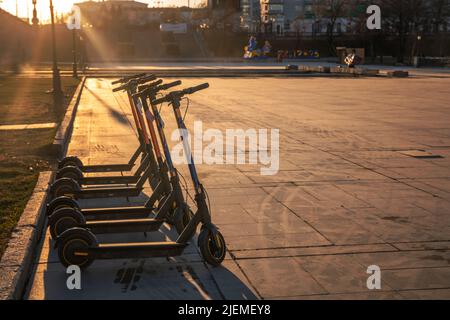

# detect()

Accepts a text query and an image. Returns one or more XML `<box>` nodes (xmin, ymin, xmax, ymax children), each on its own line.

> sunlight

<box><xmin>0</xmin><ymin>0</ymin><xmax>204</xmax><ymax>22</ymax></box>
<box><xmin>0</xmin><ymin>0</ymin><xmax>77</xmax><ymax>22</ymax></box>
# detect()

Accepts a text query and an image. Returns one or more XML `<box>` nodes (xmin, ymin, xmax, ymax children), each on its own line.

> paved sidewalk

<box><xmin>27</xmin><ymin>76</ymin><xmax>450</xmax><ymax>299</ymax></box>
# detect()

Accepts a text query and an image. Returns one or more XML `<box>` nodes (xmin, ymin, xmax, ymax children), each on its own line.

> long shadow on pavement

<box><xmin>30</xmin><ymin>189</ymin><xmax>257</xmax><ymax>300</ymax></box>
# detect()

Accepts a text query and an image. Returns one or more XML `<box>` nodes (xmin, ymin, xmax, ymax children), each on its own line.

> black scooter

<box><xmin>48</xmin><ymin>77</ymin><xmax>166</xmax><ymax>200</ymax></box>
<box><xmin>56</xmin><ymin>76</ymin><xmax>163</xmax><ymax>187</ymax></box>
<box><xmin>57</xmin><ymin>73</ymin><xmax>153</xmax><ymax>176</ymax></box>
<box><xmin>55</xmin><ymin>83</ymin><xmax>226</xmax><ymax>269</ymax></box>
<box><xmin>47</xmin><ymin>81</ymin><xmax>192</xmax><ymax>239</ymax></box>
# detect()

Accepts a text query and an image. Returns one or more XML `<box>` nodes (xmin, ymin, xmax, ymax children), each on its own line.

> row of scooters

<box><xmin>45</xmin><ymin>74</ymin><xmax>226</xmax><ymax>269</ymax></box>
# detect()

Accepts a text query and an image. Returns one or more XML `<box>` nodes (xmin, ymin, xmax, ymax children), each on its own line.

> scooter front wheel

<box><xmin>198</xmin><ymin>229</ymin><xmax>226</xmax><ymax>267</ymax></box>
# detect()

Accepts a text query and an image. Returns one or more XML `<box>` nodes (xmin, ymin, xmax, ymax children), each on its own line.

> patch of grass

<box><xmin>0</xmin><ymin>161</ymin><xmax>39</xmax><ymax>258</ymax></box>
<box><xmin>0</xmin><ymin>76</ymin><xmax>80</xmax><ymax>259</ymax></box>
<box><xmin>0</xmin><ymin>76</ymin><xmax>80</xmax><ymax>125</ymax></box>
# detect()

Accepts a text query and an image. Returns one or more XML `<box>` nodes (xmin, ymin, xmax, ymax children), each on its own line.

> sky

<box><xmin>0</xmin><ymin>0</ymin><xmax>206</xmax><ymax>22</ymax></box>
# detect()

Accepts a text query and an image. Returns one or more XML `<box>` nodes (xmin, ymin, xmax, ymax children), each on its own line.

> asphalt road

<box><xmin>26</xmin><ymin>75</ymin><xmax>450</xmax><ymax>299</ymax></box>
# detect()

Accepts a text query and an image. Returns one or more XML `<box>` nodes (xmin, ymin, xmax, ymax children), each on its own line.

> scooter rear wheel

<box><xmin>198</xmin><ymin>229</ymin><xmax>226</xmax><ymax>267</ymax></box>
<box><xmin>58</xmin><ymin>228</ymin><xmax>97</xmax><ymax>269</ymax></box>
<box><xmin>49</xmin><ymin>208</ymin><xmax>86</xmax><ymax>240</ymax></box>
<box><xmin>56</xmin><ymin>166</ymin><xmax>84</xmax><ymax>182</ymax></box>
<box><xmin>51</xmin><ymin>179</ymin><xmax>80</xmax><ymax>198</ymax></box>
<box><xmin>58</xmin><ymin>156</ymin><xmax>83</xmax><ymax>170</ymax></box>
<box><xmin>46</xmin><ymin>197</ymin><xmax>80</xmax><ymax>217</ymax></box>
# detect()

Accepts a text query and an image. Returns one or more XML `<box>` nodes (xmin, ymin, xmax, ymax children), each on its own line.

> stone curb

<box><xmin>0</xmin><ymin>171</ymin><xmax>53</xmax><ymax>300</ymax></box>
<box><xmin>52</xmin><ymin>76</ymin><xmax>87</xmax><ymax>158</ymax></box>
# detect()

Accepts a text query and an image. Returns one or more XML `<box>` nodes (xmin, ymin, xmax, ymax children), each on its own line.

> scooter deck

<box><xmin>80</xmin><ymin>242</ymin><xmax>187</xmax><ymax>260</ymax></box>
<box><xmin>82</xmin><ymin>206</ymin><xmax>154</xmax><ymax>215</ymax></box>
<box><xmin>74</xmin><ymin>186</ymin><xmax>143</xmax><ymax>199</ymax></box>
<box><xmin>83</xmin><ymin>206</ymin><xmax>155</xmax><ymax>221</ymax></box>
<box><xmin>77</xmin><ymin>145</ymin><xmax>144</xmax><ymax>173</ymax></box>
<box><xmin>85</xmin><ymin>218</ymin><xmax>164</xmax><ymax>234</ymax></box>
<box><xmin>80</xmin><ymin>175</ymin><xmax>140</xmax><ymax>185</ymax></box>
<box><xmin>80</xmin><ymin>163</ymin><xmax>135</xmax><ymax>173</ymax></box>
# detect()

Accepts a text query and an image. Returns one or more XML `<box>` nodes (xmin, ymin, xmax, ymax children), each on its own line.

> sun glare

<box><xmin>0</xmin><ymin>0</ymin><xmax>77</xmax><ymax>22</ymax></box>
<box><xmin>0</xmin><ymin>0</ymin><xmax>200</xmax><ymax>22</ymax></box>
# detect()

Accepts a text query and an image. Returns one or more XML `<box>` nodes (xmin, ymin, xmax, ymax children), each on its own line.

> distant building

<box><xmin>241</xmin><ymin>0</ymin><xmax>362</xmax><ymax>36</ymax></box>
<box><xmin>75</xmin><ymin>0</ymin><xmax>153</xmax><ymax>27</ymax></box>
<box><xmin>0</xmin><ymin>8</ymin><xmax>32</xmax><ymax>67</ymax></box>
<box><xmin>240</xmin><ymin>0</ymin><xmax>261</xmax><ymax>33</ymax></box>
<box><xmin>260</xmin><ymin>0</ymin><xmax>282</xmax><ymax>35</ymax></box>
<box><xmin>75</xmin><ymin>0</ymin><xmax>210</xmax><ymax>27</ymax></box>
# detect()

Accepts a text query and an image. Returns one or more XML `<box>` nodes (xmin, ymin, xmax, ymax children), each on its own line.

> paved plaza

<box><xmin>27</xmin><ymin>75</ymin><xmax>450</xmax><ymax>299</ymax></box>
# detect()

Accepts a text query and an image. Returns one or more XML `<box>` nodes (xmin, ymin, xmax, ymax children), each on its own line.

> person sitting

<box><xmin>262</xmin><ymin>40</ymin><xmax>272</xmax><ymax>56</ymax></box>
<box><xmin>248</xmin><ymin>36</ymin><xmax>257</xmax><ymax>52</ymax></box>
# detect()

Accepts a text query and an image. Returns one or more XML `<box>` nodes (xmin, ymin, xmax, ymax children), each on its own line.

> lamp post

<box><xmin>416</xmin><ymin>35</ymin><xmax>422</xmax><ymax>68</ymax></box>
<box><xmin>49</xmin><ymin>0</ymin><xmax>63</xmax><ymax>110</ymax></box>
<box><xmin>72</xmin><ymin>28</ymin><xmax>78</xmax><ymax>78</ymax></box>
<box><xmin>32</xmin><ymin>0</ymin><xmax>39</xmax><ymax>26</ymax></box>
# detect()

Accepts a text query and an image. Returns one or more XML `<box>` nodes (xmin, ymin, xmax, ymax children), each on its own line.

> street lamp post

<box><xmin>49</xmin><ymin>0</ymin><xmax>63</xmax><ymax>110</ymax></box>
<box><xmin>32</xmin><ymin>0</ymin><xmax>39</xmax><ymax>26</ymax></box>
<box><xmin>416</xmin><ymin>35</ymin><xmax>422</xmax><ymax>68</ymax></box>
<box><xmin>72</xmin><ymin>28</ymin><xmax>78</xmax><ymax>78</ymax></box>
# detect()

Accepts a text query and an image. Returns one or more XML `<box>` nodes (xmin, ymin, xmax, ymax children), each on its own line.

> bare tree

<box><xmin>379</xmin><ymin>0</ymin><xmax>427</xmax><ymax>62</ymax></box>
<box><xmin>427</xmin><ymin>0</ymin><xmax>450</xmax><ymax>32</ymax></box>
<box><xmin>312</xmin><ymin>0</ymin><xmax>349</xmax><ymax>55</ymax></box>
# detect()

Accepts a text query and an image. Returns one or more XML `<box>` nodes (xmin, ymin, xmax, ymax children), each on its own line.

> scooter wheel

<box><xmin>46</xmin><ymin>197</ymin><xmax>80</xmax><ymax>217</ymax></box>
<box><xmin>56</xmin><ymin>166</ymin><xmax>83</xmax><ymax>182</ymax></box>
<box><xmin>165</xmin><ymin>201</ymin><xmax>178</xmax><ymax>225</ymax></box>
<box><xmin>58</xmin><ymin>156</ymin><xmax>83</xmax><ymax>170</ymax></box>
<box><xmin>48</xmin><ymin>208</ymin><xmax>86</xmax><ymax>240</ymax></box>
<box><xmin>198</xmin><ymin>229</ymin><xmax>226</xmax><ymax>267</ymax></box>
<box><xmin>51</xmin><ymin>178</ymin><xmax>80</xmax><ymax>198</ymax></box>
<box><xmin>173</xmin><ymin>206</ymin><xmax>194</xmax><ymax>235</ymax></box>
<box><xmin>57</xmin><ymin>228</ymin><xmax>97</xmax><ymax>269</ymax></box>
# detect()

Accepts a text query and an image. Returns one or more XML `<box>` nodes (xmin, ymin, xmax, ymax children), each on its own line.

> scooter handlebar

<box><xmin>151</xmin><ymin>83</ymin><xmax>209</xmax><ymax>105</ymax></box>
<box><xmin>182</xmin><ymin>83</ymin><xmax>209</xmax><ymax>95</ymax></box>
<box><xmin>134</xmin><ymin>80</ymin><xmax>182</xmax><ymax>100</ymax></box>
<box><xmin>111</xmin><ymin>73</ymin><xmax>147</xmax><ymax>85</ymax></box>
<box><xmin>137</xmin><ymin>79</ymin><xmax>163</xmax><ymax>93</ymax></box>
<box><xmin>160</xmin><ymin>80</ymin><xmax>182</xmax><ymax>91</ymax></box>
<box><xmin>112</xmin><ymin>74</ymin><xmax>157</xmax><ymax>92</ymax></box>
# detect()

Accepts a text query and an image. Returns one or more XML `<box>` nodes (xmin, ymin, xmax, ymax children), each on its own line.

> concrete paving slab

<box><xmin>26</xmin><ymin>76</ymin><xmax>450</xmax><ymax>299</ymax></box>
<box><xmin>233</xmin><ymin>243</ymin><xmax>397</xmax><ymax>260</ymax></box>
<box><xmin>397</xmin><ymin>288</ymin><xmax>450</xmax><ymax>299</ymax></box>
<box><xmin>382</xmin><ymin>267</ymin><xmax>450</xmax><ymax>291</ymax></box>
<box><xmin>294</xmin><ymin>254</ymin><xmax>395</xmax><ymax>294</ymax></box>
<box><xmin>352</xmin><ymin>250</ymin><xmax>450</xmax><ymax>270</ymax></box>
<box><xmin>237</xmin><ymin>257</ymin><xmax>327</xmax><ymax>298</ymax></box>
<box><xmin>279</xmin><ymin>291</ymin><xmax>404</xmax><ymax>300</ymax></box>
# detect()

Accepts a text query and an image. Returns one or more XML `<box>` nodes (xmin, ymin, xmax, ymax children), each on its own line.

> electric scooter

<box><xmin>48</xmin><ymin>78</ymin><xmax>163</xmax><ymax>200</ymax></box>
<box><xmin>47</xmin><ymin>81</ymin><xmax>193</xmax><ymax>239</ymax></box>
<box><xmin>57</xmin><ymin>74</ymin><xmax>155</xmax><ymax>174</ymax></box>
<box><xmin>55</xmin><ymin>77</ymin><xmax>162</xmax><ymax>186</ymax></box>
<box><xmin>46</xmin><ymin>80</ymin><xmax>183</xmax><ymax>218</ymax></box>
<box><xmin>55</xmin><ymin>83</ymin><xmax>227</xmax><ymax>269</ymax></box>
